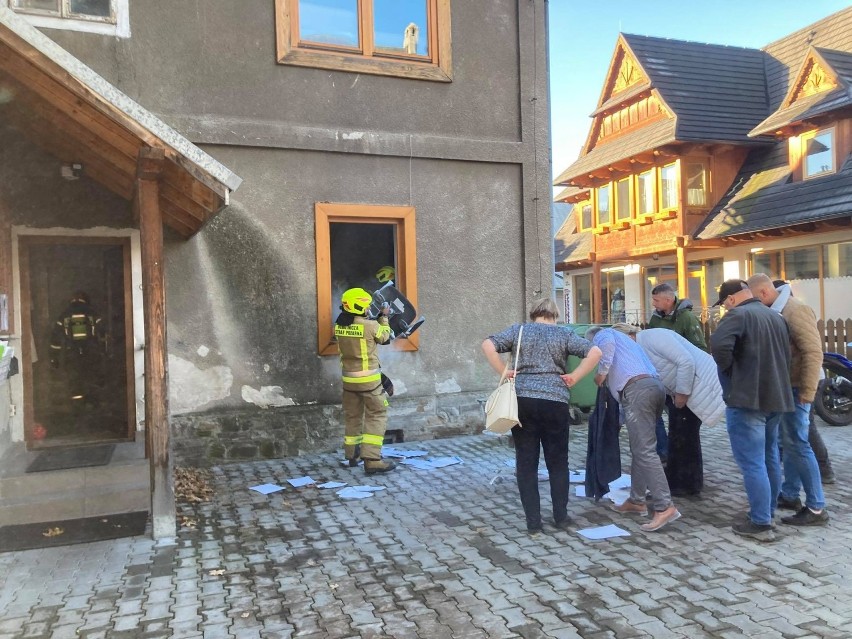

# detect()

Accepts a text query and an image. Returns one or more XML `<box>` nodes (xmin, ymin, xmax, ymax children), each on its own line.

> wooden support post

<box><xmin>591</xmin><ymin>253</ymin><xmax>602</xmax><ymax>323</ymax></box>
<box><xmin>676</xmin><ymin>237</ymin><xmax>688</xmax><ymax>300</ymax></box>
<box><xmin>136</xmin><ymin>147</ymin><xmax>175</xmax><ymax>540</ymax></box>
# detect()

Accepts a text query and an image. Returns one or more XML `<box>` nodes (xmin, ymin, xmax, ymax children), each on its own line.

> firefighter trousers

<box><xmin>342</xmin><ymin>380</ymin><xmax>388</xmax><ymax>461</ymax></box>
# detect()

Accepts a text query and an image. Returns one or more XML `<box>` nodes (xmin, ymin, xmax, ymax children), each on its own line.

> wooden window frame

<box><xmin>635</xmin><ymin>167</ymin><xmax>656</xmax><ymax>224</ymax></box>
<box><xmin>577</xmin><ymin>201</ymin><xmax>593</xmax><ymax>232</ymax></box>
<box><xmin>594</xmin><ymin>184</ymin><xmax>612</xmax><ymax>234</ymax></box>
<box><xmin>275</xmin><ymin>0</ymin><xmax>453</xmax><ymax>82</ymax></box>
<box><xmin>655</xmin><ymin>161</ymin><xmax>679</xmax><ymax>220</ymax></box>
<box><xmin>315</xmin><ymin>202</ymin><xmax>418</xmax><ymax>356</ymax></box>
<box><xmin>685</xmin><ymin>161</ymin><xmax>709</xmax><ymax>207</ymax></box>
<box><xmin>613</xmin><ymin>177</ymin><xmax>632</xmax><ymax>230</ymax></box>
<box><xmin>801</xmin><ymin>127</ymin><xmax>836</xmax><ymax>180</ymax></box>
<box><xmin>7</xmin><ymin>0</ymin><xmax>129</xmax><ymax>37</ymax></box>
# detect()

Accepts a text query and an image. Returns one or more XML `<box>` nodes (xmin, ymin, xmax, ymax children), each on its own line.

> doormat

<box><xmin>0</xmin><ymin>511</ymin><xmax>148</xmax><ymax>553</ymax></box>
<box><xmin>25</xmin><ymin>444</ymin><xmax>115</xmax><ymax>473</ymax></box>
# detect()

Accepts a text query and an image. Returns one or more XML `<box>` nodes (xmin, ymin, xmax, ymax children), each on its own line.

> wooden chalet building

<box><xmin>554</xmin><ymin>8</ymin><xmax>852</xmax><ymax>325</ymax></box>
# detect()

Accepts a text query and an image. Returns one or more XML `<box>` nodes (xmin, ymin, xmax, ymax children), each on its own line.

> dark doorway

<box><xmin>20</xmin><ymin>237</ymin><xmax>135</xmax><ymax>448</ymax></box>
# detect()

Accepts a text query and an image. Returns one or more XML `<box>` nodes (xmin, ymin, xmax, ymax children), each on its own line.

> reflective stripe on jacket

<box><xmin>336</xmin><ymin>315</ymin><xmax>390</xmax><ymax>375</ymax></box>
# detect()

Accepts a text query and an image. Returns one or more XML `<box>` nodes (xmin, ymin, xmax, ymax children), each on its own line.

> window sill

<box><xmin>635</xmin><ymin>214</ymin><xmax>655</xmax><ymax>225</ymax></box>
<box><xmin>612</xmin><ymin>220</ymin><xmax>631</xmax><ymax>230</ymax></box>
<box><xmin>593</xmin><ymin>225</ymin><xmax>612</xmax><ymax>235</ymax></box>
<box><xmin>654</xmin><ymin>210</ymin><xmax>677</xmax><ymax>220</ymax></box>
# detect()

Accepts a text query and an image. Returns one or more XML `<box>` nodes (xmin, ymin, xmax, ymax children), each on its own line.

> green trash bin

<box><xmin>563</xmin><ymin>323</ymin><xmax>610</xmax><ymax>419</ymax></box>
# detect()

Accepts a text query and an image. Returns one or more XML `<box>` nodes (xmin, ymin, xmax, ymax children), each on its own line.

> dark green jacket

<box><xmin>648</xmin><ymin>297</ymin><xmax>708</xmax><ymax>351</ymax></box>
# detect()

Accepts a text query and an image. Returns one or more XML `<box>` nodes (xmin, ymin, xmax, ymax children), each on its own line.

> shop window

<box><xmin>315</xmin><ymin>203</ymin><xmax>418</xmax><ymax>355</ymax></box>
<box><xmin>784</xmin><ymin>246</ymin><xmax>820</xmax><ymax>280</ymax></box>
<box><xmin>596</xmin><ymin>184</ymin><xmax>611</xmax><ymax>229</ymax></box>
<box><xmin>276</xmin><ymin>0</ymin><xmax>452</xmax><ymax>82</ymax></box>
<box><xmin>750</xmin><ymin>250</ymin><xmax>781</xmax><ymax>280</ymax></box>
<box><xmin>823</xmin><ymin>241</ymin><xmax>852</xmax><ymax>278</ymax></box>
<box><xmin>686</xmin><ymin>162</ymin><xmax>707</xmax><ymax>206</ymax></box>
<box><xmin>660</xmin><ymin>162</ymin><xmax>678</xmax><ymax>211</ymax></box>
<box><xmin>636</xmin><ymin>169</ymin><xmax>656</xmax><ymax>219</ymax></box>
<box><xmin>602</xmin><ymin>270</ymin><xmax>625</xmax><ymax>323</ymax></box>
<box><xmin>8</xmin><ymin>0</ymin><xmax>128</xmax><ymax>36</ymax></box>
<box><xmin>802</xmin><ymin>129</ymin><xmax>835</xmax><ymax>178</ymax></box>
<box><xmin>573</xmin><ymin>274</ymin><xmax>592</xmax><ymax>324</ymax></box>
<box><xmin>614</xmin><ymin>178</ymin><xmax>632</xmax><ymax>228</ymax></box>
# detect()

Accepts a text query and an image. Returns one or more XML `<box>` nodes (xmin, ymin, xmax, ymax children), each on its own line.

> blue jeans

<box><xmin>780</xmin><ymin>391</ymin><xmax>825</xmax><ymax>510</ymax></box>
<box><xmin>725</xmin><ymin>407</ymin><xmax>782</xmax><ymax>526</ymax></box>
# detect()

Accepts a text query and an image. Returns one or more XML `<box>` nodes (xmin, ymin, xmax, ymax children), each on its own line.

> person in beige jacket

<box><xmin>748</xmin><ymin>274</ymin><xmax>828</xmax><ymax>526</ymax></box>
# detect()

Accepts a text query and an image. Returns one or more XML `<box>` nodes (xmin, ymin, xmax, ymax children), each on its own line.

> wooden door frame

<box><xmin>17</xmin><ymin>235</ymin><xmax>137</xmax><ymax>448</ymax></box>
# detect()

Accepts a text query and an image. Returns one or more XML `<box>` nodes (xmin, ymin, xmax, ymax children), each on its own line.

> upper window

<box><xmin>803</xmin><ymin>129</ymin><xmax>835</xmax><ymax>179</ymax></box>
<box><xmin>315</xmin><ymin>203</ymin><xmax>419</xmax><ymax>355</ymax></box>
<box><xmin>686</xmin><ymin>162</ymin><xmax>707</xmax><ymax>206</ymax></box>
<box><xmin>276</xmin><ymin>0</ymin><xmax>452</xmax><ymax>82</ymax></box>
<box><xmin>578</xmin><ymin>202</ymin><xmax>593</xmax><ymax>231</ymax></box>
<box><xmin>660</xmin><ymin>162</ymin><xmax>678</xmax><ymax>210</ymax></box>
<box><xmin>596</xmin><ymin>185</ymin><xmax>611</xmax><ymax>227</ymax></box>
<box><xmin>8</xmin><ymin>0</ymin><xmax>129</xmax><ymax>37</ymax></box>
<box><xmin>636</xmin><ymin>169</ymin><xmax>656</xmax><ymax>216</ymax></box>
<box><xmin>615</xmin><ymin>177</ymin><xmax>632</xmax><ymax>224</ymax></box>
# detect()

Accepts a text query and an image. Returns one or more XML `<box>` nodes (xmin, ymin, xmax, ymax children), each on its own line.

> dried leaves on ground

<box><xmin>174</xmin><ymin>467</ymin><xmax>214</xmax><ymax>504</ymax></box>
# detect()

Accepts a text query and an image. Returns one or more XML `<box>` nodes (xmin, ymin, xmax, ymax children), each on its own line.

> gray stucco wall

<box><xmin>6</xmin><ymin>0</ymin><xmax>553</xmax><ymax>465</ymax></box>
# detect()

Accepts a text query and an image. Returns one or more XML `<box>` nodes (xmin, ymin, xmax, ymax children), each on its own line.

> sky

<box><xmin>548</xmin><ymin>0</ymin><xmax>851</xmax><ymax>190</ymax></box>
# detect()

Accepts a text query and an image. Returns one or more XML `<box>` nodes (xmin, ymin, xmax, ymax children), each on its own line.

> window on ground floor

<box><xmin>315</xmin><ymin>202</ymin><xmax>418</xmax><ymax>355</ymax></box>
<box><xmin>276</xmin><ymin>0</ymin><xmax>452</xmax><ymax>81</ymax></box>
<box><xmin>824</xmin><ymin>241</ymin><xmax>852</xmax><ymax>278</ymax></box>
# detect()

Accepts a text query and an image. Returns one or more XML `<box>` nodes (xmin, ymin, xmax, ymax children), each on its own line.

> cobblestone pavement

<box><xmin>2</xmin><ymin>420</ymin><xmax>852</xmax><ymax>639</ymax></box>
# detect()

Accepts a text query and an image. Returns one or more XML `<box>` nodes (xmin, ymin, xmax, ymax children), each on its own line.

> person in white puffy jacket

<box><xmin>612</xmin><ymin>324</ymin><xmax>723</xmax><ymax>496</ymax></box>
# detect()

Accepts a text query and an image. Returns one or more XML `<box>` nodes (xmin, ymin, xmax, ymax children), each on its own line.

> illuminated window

<box><xmin>686</xmin><ymin>162</ymin><xmax>707</xmax><ymax>206</ymax></box>
<box><xmin>660</xmin><ymin>163</ymin><xmax>678</xmax><ymax>210</ymax></box>
<box><xmin>597</xmin><ymin>185</ymin><xmax>611</xmax><ymax>227</ymax></box>
<box><xmin>803</xmin><ymin>129</ymin><xmax>834</xmax><ymax>178</ymax></box>
<box><xmin>276</xmin><ymin>0</ymin><xmax>452</xmax><ymax>82</ymax></box>
<box><xmin>637</xmin><ymin>169</ymin><xmax>656</xmax><ymax>216</ymax></box>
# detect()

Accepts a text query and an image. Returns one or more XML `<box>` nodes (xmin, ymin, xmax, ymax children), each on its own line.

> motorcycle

<box><xmin>813</xmin><ymin>343</ymin><xmax>852</xmax><ymax>426</ymax></box>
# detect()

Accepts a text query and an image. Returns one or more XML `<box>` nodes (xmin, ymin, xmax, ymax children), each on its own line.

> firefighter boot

<box><xmin>347</xmin><ymin>444</ymin><xmax>361</xmax><ymax>467</ymax></box>
<box><xmin>364</xmin><ymin>458</ymin><xmax>397</xmax><ymax>474</ymax></box>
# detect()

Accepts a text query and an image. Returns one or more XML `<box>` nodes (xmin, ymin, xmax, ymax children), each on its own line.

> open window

<box><xmin>315</xmin><ymin>203</ymin><xmax>418</xmax><ymax>355</ymax></box>
<box><xmin>7</xmin><ymin>0</ymin><xmax>130</xmax><ymax>37</ymax></box>
<box><xmin>275</xmin><ymin>0</ymin><xmax>452</xmax><ymax>82</ymax></box>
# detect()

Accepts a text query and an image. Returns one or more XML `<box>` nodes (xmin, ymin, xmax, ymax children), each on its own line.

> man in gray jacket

<box><xmin>710</xmin><ymin>280</ymin><xmax>794</xmax><ymax>542</ymax></box>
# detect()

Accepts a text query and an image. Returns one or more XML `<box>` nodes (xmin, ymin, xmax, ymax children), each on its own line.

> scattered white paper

<box><xmin>383</xmin><ymin>447</ymin><xmax>428</xmax><ymax>458</ymax></box>
<box><xmin>608</xmin><ymin>474</ymin><xmax>632</xmax><ymax>491</ymax></box>
<box><xmin>351</xmin><ymin>485</ymin><xmax>386</xmax><ymax>492</ymax></box>
<box><xmin>317</xmin><ymin>481</ymin><xmax>347</xmax><ymax>489</ymax></box>
<box><xmin>249</xmin><ymin>483</ymin><xmax>285</xmax><ymax>495</ymax></box>
<box><xmin>577</xmin><ymin>524</ymin><xmax>631</xmax><ymax>540</ymax></box>
<box><xmin>337</xmin><ymin>487</ymin><xmax>374</xmax><ymax>499</ymax></box>
<box><xmin>603</xmin><ymin>487</ymin><xmax>632</xmax><ymax>506</ymax></box>
<box><xmin>575</xmin><ymin>485</ymin><xmax>586</xmax><ymax>497</ymax></box>
<box><xmin>569</xmin><ymin>470</ymin><xmax>586</xmax><ymax>483</ymax></box>
<box><xmin>401</xmin><ymin>458</ymin><xmax>435</xmax><ymax>470</ymax></box>
<box><xmin>538</xmin><ymin>471</ymin><xmax>549</xmax><ymax>482</ymax></box>
<box><xmin>340</xmin><ymin>459</ymin><xmax>363</xmax><ymax>467</ymax></box>
<box><xmin>287</xmin><ymin>476</ymin><xmax>315</xmax><ymax>488</ymax></box>
<box><xmin>427</xmin><ymin>456</ymin><xmax>463</xmax><ymax>468</ymax></box>
<box><xmin>504</xmin><ymin>459</ymin><xmax>516</xmax><ymax>468</ymax></box>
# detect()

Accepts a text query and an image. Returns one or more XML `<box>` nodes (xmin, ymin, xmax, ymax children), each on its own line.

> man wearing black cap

<box><xmin>710</xmin><ymin>279</ymin><xmax>795</xmax><ymax>542</ymax></box>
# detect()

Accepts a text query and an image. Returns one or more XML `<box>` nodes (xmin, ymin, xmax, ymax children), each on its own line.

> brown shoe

<box><xmin>364</xmin><ymin>458</ymin><xmax>397</xmax><ymax>474</ymax></box>
<box><xmin>611</xmin><ymin>500</ymin><xmax>648</xmax><ymax>515</ymax></box>
<box><xmin>640</xmin><ymin>506</ymin><xmax>681</xmax><ymax>532</ymax></box>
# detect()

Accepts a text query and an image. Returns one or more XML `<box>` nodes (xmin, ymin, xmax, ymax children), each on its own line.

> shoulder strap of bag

<box><xmin>496</xmin><ymin>325</ymin><xmax>524</xmax><ymax>386</ymax></box>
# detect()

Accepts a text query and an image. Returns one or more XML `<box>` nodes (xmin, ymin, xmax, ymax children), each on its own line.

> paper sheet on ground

<box><xmin>287</xmin><ymin>476</ymin><xmax>315</xmax><ymax>488</ymax></box>
<box><xmin>569</xmin><ymin>470</ymin><xmax>586</xmax><ymax>483</ymax></box>
<box><xmin>577</xmin><ymin>524</ymin><xmax>631</xmax><ymax>540</ymax></box>
<box><xmin>317</xmin><ymin>481</ymin><xmax>347</xmax><ymax>489</ymax></box>
<box><xmin>504</xmin><ymin>459</ymin><xmax>548</xmax><ymax>480</ymax></box>
<box><xmin>336</xmin><ymin>485</ymin><xmax>386</xmax><ymax>499</ymax></box>
<box><xmin>401</xmin><ymin>456</ymin><xmax>463</xmax><ymax>470</ymax></box>
<box><xmin>351</xmin><ymin>485</ymin><xmax>386</xmax><ymax>492</ymax></box>
<box><xmin>575</xmin><ymin>485</ymin><xmax>586</xmax><ymax>497</ymax></box>
<box><xmin>608</xmin><ymin>474</ymin><xmax>632</xmax><ymax>490</ymax></box>
<box><xmin>382</xmin><ymin>447</ymin><xmax>428</xmax><ymax>458</ymax></box>
<box><xmin>249</xmin><ymin>483</ymin><xmax>285</xmax><ymax>494</ymax></box>
<box><xmin>603</xmin><ymin>487</ymin><xmax>632</xmax><ymax>506</ymax></box>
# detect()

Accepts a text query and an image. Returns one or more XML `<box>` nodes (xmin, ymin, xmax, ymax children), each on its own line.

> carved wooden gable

<box><xmin>611</xmin><ymin>48</ymin><xmax>645</xmax><ymax>96</ymax></box>
<box><xmin>788</xmin><ymin>55</ymin><xmax>838</xmax><ymax>105</ymax></box>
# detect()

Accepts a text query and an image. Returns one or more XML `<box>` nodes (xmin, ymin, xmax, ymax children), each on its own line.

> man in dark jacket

<box><xmin>710</xmin><ymin>279</ymin><xmax>794</xmax><ymax>542</ymax></box>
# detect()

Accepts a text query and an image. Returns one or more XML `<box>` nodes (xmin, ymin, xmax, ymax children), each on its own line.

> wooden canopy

<box><xmin>0</xmin><ymin>7</ymin><xmax>241</xmax><ymax>237</ymax></box>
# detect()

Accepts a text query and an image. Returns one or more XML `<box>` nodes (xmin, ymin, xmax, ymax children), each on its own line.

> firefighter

<box><xmin>335</xmin><ymin>287</ymin><xmax>396</xmax><ymax>474</ymax></box>
<box><xmin>375</xmin><ymin>265</ymin><xmax>395</xmax><ymax>284</ymax></box>
<box><xmin>49</xmin><ymin>291</ymin><xmax>105</xmax><ymax>403</ymax></box>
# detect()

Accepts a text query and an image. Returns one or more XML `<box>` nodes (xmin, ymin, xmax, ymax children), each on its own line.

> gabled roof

<box><xmin>0</xmin><ymin>7</ymin><xmax>242</xmax><ymax>237</ymax></box>
<box><xmin>750</xmin><ymin>47</ymin><xmax>852</xmax><ymax>136</ymax></box>
<box><xmin>554</xmin><ymin>213</ymin><xmax>593</xmax><ymax>268</ymax></box>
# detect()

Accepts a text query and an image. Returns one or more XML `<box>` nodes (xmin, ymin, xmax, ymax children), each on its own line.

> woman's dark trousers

<box><xmin>665</xmin><ymin>404</ymin><xmax>704</xmax><ymax>495</ymax></box>
<box><xmin>513</xmin><ymin>397</ymin><xmax>571</xmax><ymax>531</ymax></box>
